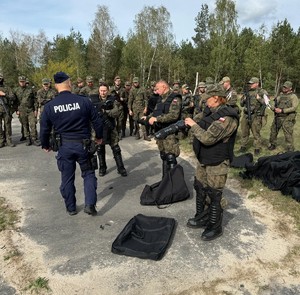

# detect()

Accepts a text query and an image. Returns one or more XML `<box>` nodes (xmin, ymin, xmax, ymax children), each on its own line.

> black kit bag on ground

<box><xmin>140</xmin><ymin>164</ymin><xmax>190</xmax><ymax>206</ymax></box>
<box><xmin>111</xmin><ymin>214</ymin><xmax>176</xmax><ymax>260</ymax></box>
<box><xmin>230</xmin><ymin>153</ymin><xmax>254</xmax><ymax>168</ymax></box>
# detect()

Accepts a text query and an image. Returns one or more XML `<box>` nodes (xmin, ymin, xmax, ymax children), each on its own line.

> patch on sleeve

<box><xmin>218</xmin><ymin>117</ymin><xmax>226</xmax><ymax>122</ymax></box>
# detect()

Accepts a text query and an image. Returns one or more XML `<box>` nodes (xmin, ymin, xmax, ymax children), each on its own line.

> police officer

<box><xmin>40</xmin><ymin>72</ymin><xmax>104</xmax><ymax>216</ymax></box>
<box><xmin>268</xmin><ymin>81</ymin><xmax>298</xmax><ymax>152</ymax></box>
<box><xmin>0</xmin><ymin>73</ymin><xmax>16</xmax><ymax>148</ymax></box>
<box><xmin>146</xmin><ymin>80</ymin><xmax>182</xmax><ymax>178</ymax></box>
<box><xmin>239</xmin><ymin>77</ymin><xmax>269</xmax><ymax>155</ymax></box>
<box><xmin>14</xmin><ymin>75</ymin><xmax>40</xmax><ymax>146</ymax></box>
<box><xmin>90</xmin><ymin>82</ymin><xmax>127</xmax><ymax>177</ymax></box>
<box><xmin>185</xmin><ymin>84</ymin><xmax>239</xmax><ymax>241</ymax></box>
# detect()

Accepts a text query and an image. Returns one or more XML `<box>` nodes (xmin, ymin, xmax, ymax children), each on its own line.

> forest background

<box><xmin>0</xmin><ymin>0</ymin><xmax>299</xmax><ymax>95</ymax></box>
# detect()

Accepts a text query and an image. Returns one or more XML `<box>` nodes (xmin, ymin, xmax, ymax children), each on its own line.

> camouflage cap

<box><xmin>173</xmin><ymin>80</ymin><xmax>180</xmax><ymax>85</ymax></box>
<box><xmin>125</xmin><ymin>81</ymin><xmax>131</xmax><ymax>86</ymax></box>
<box><xmin>198</xmin><ymin>81</ymin><xmax>206</xmax><ymax>88</ymax></box>
<box><xmin>248</xmin><ymin>77</ymin><xmax>259</xmax><ymax>84</ymax></box>
<box><xmin>114</xmin><ymin>75</ymin><xmax>121</xmax><ymax>81</ymax></box>
<box><xmin>86</xmin><ymin>75</ymin><xmax>94</xmax><ymax>82</ymax></box>
<box><xmin>205</xmin><ymin>77</ymin><xmax>214</xmax><ymax>85</ymax></box>
<box><xmin>77</xmin><ymin>77</ymin><xmax>84</xmax><ymax>83</ymax></box>
<box><xmin>283</xmin><ymin>81</ymin><xmax>293</xmax><ymax>88</ymax></box>
<box><xmin>42</xmin><ymin>78</ymin><xmax>50</xmax><ymax>84</ymax></box>
<box><xmin>151</xmin><ymin>81</ymin><xmax>156</xmax><ymax>86</ymax></box>
<box><xmin>181</xmin><ymin>84</ymin><xmax>190</xmax><ymax>89</ymax></box>
<box><xmin>219</xmin><ymin>76</ymin><xmax>230</xmax><ymax>84</ymax></box>
<box><xmin>132</xmin><ymin>77</ymin><xmax>139</xmax><ymax>83</ymax></box>
<box><xmin>203</xmin><ymin>84</ymin><xmax>226</xmax><ymax>99</ymax></box>
<box><xmin>18</xmin><ymin>75</ymin><xmax>26</xmax><ymax>82</ymax></box>
<box><xmin>172</xmin><ymin>85</ymin><xmax>180</xmax><ymax>90</ymax></box>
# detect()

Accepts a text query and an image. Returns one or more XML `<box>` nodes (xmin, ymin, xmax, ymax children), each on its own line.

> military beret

<box><xmin>198</xmin><ymin>81</ymin><xmax>206</xmax><ymax>88</ymax></box>
<box><xmin>42</xmin><ymin>78</ymin><xmax>50</xmax><ymax>84</ymax></box>
<box><xmin>86</xmin><ymin>76</ymin><xmax>94</xmax><ymax>82</ymax></box>
<box><xmin>283</xmin><ymin>81</ymin><xmax>293</xmax><ymax>88</ymax></box>
<box><xmin>203</xmin><ymin>84</ymin><xmax>226</xmax><ymax>99</ymax></box>
<box><xmin>219</xmin><ymin>76</ymin><xmax>230</xmax><ymax>84</ymax></box>
<box><xmin>132</xmin><ymin>77</ymin><xmax>139</xmax><ymax>83</ymax></box>
<box><xmin>53</xmin><ymin>72</ymin><xmax>69</xmax><ymax>84</ymax></box>
<box><xmin>248</xmin><ymin>77</ymin><xmax>259</xmax><ymax>84</ymax></box>
<box><xmin>18</xmin><ymin>75</ymin><xmax>26</xmax><ymax>82</ymax></box>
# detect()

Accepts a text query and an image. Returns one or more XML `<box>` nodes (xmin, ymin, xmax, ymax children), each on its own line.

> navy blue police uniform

<box><xmin>40</xmin><ymin>72</ymin><xmax>103</xmax><ymax>215</ymax></box>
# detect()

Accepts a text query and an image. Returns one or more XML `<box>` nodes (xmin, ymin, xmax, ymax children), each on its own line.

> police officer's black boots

<box><xmin>97</xmin><ymin>145</ymin><xmax>107</xmax><ymax>176</ymax></box>
<box><xmin>112</xmin><ymin>144</ymin><xmax>127</xmax><ymax>176</ymax></box>
<box><xmin>166</xmin><ymin>153</ymin><xmax>177</xmax><ymax>172</ymax></box>
<box><xmin>160</xmin><ymin>152</ymin><xmax>168</xmax><ymax>179</ymax></box>
<box><xmin>186</xmin><ymin>178</ymin><xmax>209</xmax><ymax>228</ymax></box>
<box><xmin>201</xmin><ymin>188</ymin><xmax>223</xmax><ymax>241</ymax></box>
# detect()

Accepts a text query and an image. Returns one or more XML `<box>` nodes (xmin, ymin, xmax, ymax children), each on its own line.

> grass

<box><xmin>24</xmin><ymin>277</ymin><xmax>51</xmax><ymax>294</ymax></box>
<box><xmin>0</xmin><ymin>197</ymin><xmax>19</xmax><ymax>231</ymax></box>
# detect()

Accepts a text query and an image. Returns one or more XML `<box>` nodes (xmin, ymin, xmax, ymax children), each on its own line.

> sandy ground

<box><xmin>1</xmin><ymin>131</ymin><xmax>300</xmax><ymax>295</ymax></box>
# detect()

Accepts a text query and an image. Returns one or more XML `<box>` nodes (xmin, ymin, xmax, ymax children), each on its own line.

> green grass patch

<box><xmin>0</xmin><ymin>197</ymin><xmax>19</xmax><ymax>231</ymax></box>
<box><xmin>25</xmin><ymin>277</ymin><xmax>51</xmax><ymax>293</ymax></box>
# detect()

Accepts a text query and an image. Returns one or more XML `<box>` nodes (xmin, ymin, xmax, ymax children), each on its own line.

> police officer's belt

<box><xmin>61</xmin><ymin>138</ymin><xmax>85</xmax><ymax>143</ymax></box>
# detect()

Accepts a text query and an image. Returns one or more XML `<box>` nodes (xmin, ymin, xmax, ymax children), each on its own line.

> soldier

<box><xmin>193</xmin><ymin>81</ymin><xmax>207</xmax><ymax>116</ymax></box>
<box><xmin>79</xmin><ymin>76</ymin><xmax>99</xmax><ymax>96</ymax></box>
<box><xmin>14</xmin><ymin>75</ymin><xmax>40</xmax><ymax>146</ymax></box>
<box><xmin>72</xmin><ymin>77</ymin><xmax>85</xmax><ymax>94</ymax></box>
<box><xmin>37</xmin><ymin>78</ymin><xmax>57</xmax><ymax>117</ymax></box>
<box><xmin>268</xmin><ymin>81</ymin><xmax>298</xmax><ymax>152</ymax></box>
<box><xmin>185</xmin><ymin>84</ymin><xmax>239</xmax><ymax>241</ymax></box>
<box><xmin>110</xmin><ymin>76</ymin><xmax>124</xmax><ymax>139</ymax></box>
<box><xmin>146</xmin><ymin>81</ymin><xmax>159</xmax><ymax>136</ymax></box>
<box><xmin>119</xmin><ymin>81</ymin><xmax>133</xmax><ymax>137</ymax></box>
<box><xmin>219</xmin><ymin>76</ymin><xmax>240</xmax><ymax>114</ymax></box>
<box><xmin>0</xmin><ymin>73</ymin><xmax>16</xmax><ymax>147</ymax></box>
<box><xmin>128</xmin><ymin>77</ymin><xmax>150</xmax><ymax>141</ymax></box>
<box><xmin>146</xmin><ymin>80</ymin><xmax>182</xmax><ymax>178</ymax></box>
<box><xmin>90</xmin><ymin>83</ymin><xmax>127</xmax><ymax>177</ymax></box>
<box><xmin>239</xmin><ymin>77</ymin><xmax>269</xmax><ymax>155</ymax></box>
<box><xmin>181</xmin><ymin>84</ymin><xmax>194</xmax><ymax>120</ymax></box>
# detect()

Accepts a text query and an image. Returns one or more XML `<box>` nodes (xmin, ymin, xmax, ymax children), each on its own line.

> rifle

<box><xmin>243</xmin><ymin>86</ymin><xmax>252</xmax><ymax>124</ymax></box>
<box><xmin>0</xmin><ymin>96</ymin><xmax>10</xmax><ymax>117</ymax></box>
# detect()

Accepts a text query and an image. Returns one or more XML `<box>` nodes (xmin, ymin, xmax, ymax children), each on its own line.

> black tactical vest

<box><xmin>193</xmin><ymin>106</ymin><xmax>239</xmax><ymax>165</ymax></box>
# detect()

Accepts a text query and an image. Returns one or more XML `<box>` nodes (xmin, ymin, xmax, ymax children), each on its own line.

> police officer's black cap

<box><xmin>54</xmin><ymin>71</ymin><xmax>70</xmax><ymax>84</ymax></box>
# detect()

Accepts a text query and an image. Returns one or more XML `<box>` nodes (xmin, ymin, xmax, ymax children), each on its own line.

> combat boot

<box><xmin>201</xmin><ymin>188</ymin><xmax>223</xmax><ymax>241</ymax></box>
<box><xmin>97</xmin><ymin>145</ymin><xmax>107</xmax><ymax>176</ymax></box>
<box><xmin>166</xmin><ymin>153</ymin><xmax>177</xmax><ymax>172</ymax></box>
<box><xmin>160</xmin><ymin>152</ymin><xmax>168</xmax><ymax>179</ymax></box>
<box><xmin>187</xmin><ymin>178</ymin><xmax>209</xmax><ymax>228</ymax></box>
<box><xmin>26</xmin><ymin>137</ymin><xmax>32</xmax><ymax>146</ymax></box>
<box><xmin>143</xmin><ymin>132</ymin><xmax>151</xmax><ymax>141</ymax></box>
<box><xmin>112</xmin><ymin>144</ymin><xmax>127</xmax><ymax>176</ymax></box>
<box><xmin>6</xmin><ymin>140</ymin><xmax>16</xmax><ymax>147</ymax></box>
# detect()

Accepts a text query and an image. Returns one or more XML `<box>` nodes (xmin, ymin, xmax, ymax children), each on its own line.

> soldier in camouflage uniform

<box><xmin>79</xmin><ymin>76</ymin><xmax>99</xmax><ymax>96</ymax></box>
<box><xmin>0</xmin><ymin>73</ymin><xmax>16</xmax><ymax>147</ymax></box>
<box><xmin>120</xmin><ymin>81</ymin><xmax>133</xmax><ymax>136</ymax></box>
<box><xmin>128</xmin><ymin>77</ymin><xmax>150</xmax><ymax>141</ymax></box>
<box><xmin>193</xmin><ymin>81</ymin><xmax>207</xmax><ymax>116</ymax></box>
<box><xmin>268</xmin><ymin>81</ymin><xmax>299</xmax><ymax>152</ymax></box>
<box><xmin>219</xmin><ymin>76</ymin><xmax>240</xmax><ymax>114</ymax></box>
<box><xmin>72</xmin><ymin>77</ymin><xmax>85</xmax><ymax>94</ymax></box>
<box><xmin>147</xmin><ymin>80</ymin><xmax>182</xmax><ymax>178</ymax></box>
<box><xmin>181</xmin><ymin>84</ymin><xmax>194</xmax><ymax>120</ymax></box>
<box><xmin>185</xmin><ymin>84</ymin><xmax>239</xmax><ymax>241</ymax></box>
<box><xmin>90</xmin><ymin>83</ymin><xmax>127</xmax><ymax>177</ymax></box>
<box><xmin>239</xmin><ymin>77</ymin><xmax>269</xmax><ymax>155</ymax></box>
<box><xmin>110</xmin><ymin>76</ymin><xmax>124</xmax><ymax>139</ymax></box>
<box><xmin>14</xmin><ymin>76</ymin><xmax>39</xmax><ymax>146</ymax></box>
<box><xmin>37</xmin><ymin>78</ymin><xmax>57</xmax><ymax>117</ymax></box>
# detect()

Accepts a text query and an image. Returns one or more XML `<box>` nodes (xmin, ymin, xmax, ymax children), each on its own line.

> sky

<box><xmin>0</xmin><ymin>0</ymin><xmax>299</xmax><ymax>43</ymax></box>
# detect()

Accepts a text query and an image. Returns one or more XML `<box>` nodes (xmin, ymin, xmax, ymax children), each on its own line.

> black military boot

<box><xmin>160</xmin><ymin>152</ymin><xmax>168</xmax><ymax>179</ymax></box>
<box><xmin>26</xmin><ymin>137</ymin><xmax>32</xmax><ymax>146</ymax></box>
<box><xmin>112</xmin><ymin>144</ymin><xmax>127</xmax><ymax>176</ymax></box>
<box><xmin>187</xmin><ymin>178</ymin><xmax>209</xmax><ymax>228</ymax></box>
<box><xmin>166</xmin><ymin>153</ymin><xmax>177</xmax><ymax>172</ymax></box>
<box><xmin>143</xmin><ymin>132</ymin><xmax>151</xmax><ymax>141</ymax></box>
<box><xmin>201</xmin><ymin>188</ymin><xmax>223</xmax><ymax>241</ymax></box>
<box><xmin>97</xmin><ymin>145</ymin><xmax>107</xmax><ymax>176</ymax></box>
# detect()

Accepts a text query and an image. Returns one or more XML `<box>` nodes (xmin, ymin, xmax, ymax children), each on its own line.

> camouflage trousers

<box><xmin>156</xmin><ymin>134</ymin><xmax>180</xmax><ymax>157</ymax></box>
<box><xmin>269</xmin><ymin>113</ymin><xmax>296</xmax><ymax>151</ymax></box>
<box><xmin>18</xmin><ymin>109</ymin><xmax>38</xmax><ymax>140</ymax></box>
<box><xmin>0</xmin><ymin>112</ymin><xmax>13</xmax><ymax>144</ymax></box>
<box><xmin>195</xmin><ymin>160</ymin><xmax>230</xmax><ymax>208</ymax></box>
<box><xmin>133</xmin><ymin>110</ymin><xmax>146</xmax><ymax>135</ymax></box>
<box><xmin>240</xmin><ymin>115</ymin><xmax>263</xmax><ymax>149</ymax></box>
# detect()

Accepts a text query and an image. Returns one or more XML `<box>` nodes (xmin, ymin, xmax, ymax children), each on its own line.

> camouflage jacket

<box><xmin>36</xmin><ymin>88</ymin><xmax>57</xmax><ymax>110</ymax></box>
<box><xmin>128</xmin><ymin>86</ymin><xmax>148</xmax><ymax>112</ymax></box>
<box><xmin>0</xmin><ymin>85</ymin><xmax>16</xmax><ymax>115</ymax></box>
<box><xmin>14</xmin><ymin>85</ymin><xmax>37</xmax><ymax>111</ymax></box>
<box><xmin>79</xmin><ymin>85</ymin><xmax>99</xmax><ymax>97</ymax></box>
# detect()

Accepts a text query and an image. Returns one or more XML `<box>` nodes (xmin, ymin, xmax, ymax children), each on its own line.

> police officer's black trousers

<box><xmin>97</xmin><ymin>145</ymin><xmax>107</xmax><ymax>176</ymax></box>
<box><xmin>186</xmin><ymin>177</ymin><xmax>209</xmax><ymax>228</ymax></box>
<box><xmin>201</xmin><ymin>187</ymin><xmax>223</xmax><ymax>241</ymax></box>
<box><xmin>57</xmin><ymin>142</ymin><xmax>98</xmax><ymax>212</ymax></box>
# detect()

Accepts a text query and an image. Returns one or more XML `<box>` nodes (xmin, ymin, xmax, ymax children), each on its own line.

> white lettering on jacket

<box><xmin>54</xmin><ymin>103</ymin><xmax>80</xmax><ymax>113</ymax></box>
